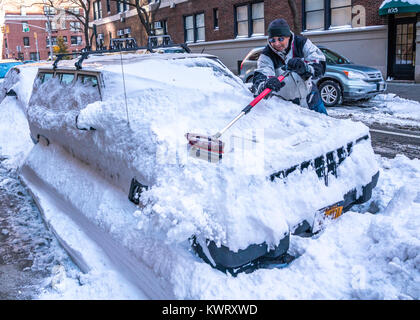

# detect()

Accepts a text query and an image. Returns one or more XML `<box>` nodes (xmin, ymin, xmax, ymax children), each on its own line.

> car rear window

<box><xmin>59</xmin><ymin>73</ymin><xmax>75</xmax><ymax>85</ymax></box>
<box><xmin>77</xmin><ymin>74</ymin><xmax>98</xmax><ymax>87</ymax></box>
<box><xmin>38</xmin><ymin>72</ymin><xmax>54</xmax><ymax>83</ymax></box>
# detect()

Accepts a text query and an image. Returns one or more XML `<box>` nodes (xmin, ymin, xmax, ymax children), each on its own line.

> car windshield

<box><xmin>321</xmin><ymin>48</ymin><xmax>351</xmax><ymax>65</ymax></box>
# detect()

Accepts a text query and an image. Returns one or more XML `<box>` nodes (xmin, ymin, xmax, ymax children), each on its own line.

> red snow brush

<box><xmin>185</xmin><ymin>71</ymin><xmax>289</xmax><ymax>162</ymax></box>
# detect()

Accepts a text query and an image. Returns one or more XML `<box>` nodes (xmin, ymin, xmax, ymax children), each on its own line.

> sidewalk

<box><xmin>386</xmin><ymin>82</ymin><xmax>420</xmax><ymax>102</ymax></box>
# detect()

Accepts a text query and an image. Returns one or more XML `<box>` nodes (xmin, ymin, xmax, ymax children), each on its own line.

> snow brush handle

<box><xmin>213</xmin><ymin>72</ymin><xmax>289</xmax><ymax>139</ymax></box>
<box><xmin>242</xmin><ymin>73</ymin><xmax>289</xmax><ymax>114</ymax></box>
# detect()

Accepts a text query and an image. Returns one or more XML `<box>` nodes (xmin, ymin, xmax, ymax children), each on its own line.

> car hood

<box><xmin>328</xmin><ymin>63</ymin><xmax>381</xmax><ymax>74</ymax></box>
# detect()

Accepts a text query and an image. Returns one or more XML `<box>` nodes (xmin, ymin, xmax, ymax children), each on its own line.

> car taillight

<box><xmin>240</xmin><ymin>60</ymin><xmax>244</xmax><ymax>70</ymax></box>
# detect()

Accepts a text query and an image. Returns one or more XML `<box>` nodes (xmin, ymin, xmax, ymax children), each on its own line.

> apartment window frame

<box><xmin>71</xmin><ymin>35</ymin><xmax>83</xmax><ymax>46</ymax></box>
<box><xmin>116</xmin><ymin>0</ymin><xmax>124</xmax><ymax>13</ymax></box>
<box><xmin>234</xmin><ymin>1</ymin><xmax>265</xmax><ymax>38</ymax></box>
<box><xmin>183</xmin><ymin>12</ymin><xmax>205</xmax><ymax>43</ymax></box>
<box><xmin>330</xmin><ymin>0</ymin><xmax>352</xmax><ymax>29</ymax></box>
<box><xmin>213</xmin><ymin>8</ymin><xmax>219</xmax><ymax>30</ymax></box>
<box><xmin>46</xmin><ymin>36</ymin><xmax>57</xmax><ymax>47</ymax></box>
<box><xmin>23</xmin><ymin>37</ymin><xmax>30</xmax><ymax>47</ymax></box>
<box><xmin>43</xmin><ymin>6</ymin><xmax>56</xmax><ymax>16</ymax></box>
<box><xmin>303</xmin><ymin>0</ymin><xmax>353</xmax><ymax>31</ymax></box>
<box><xmin>70</xmin><ymin>21</ymin><xmax>81</xmax><ymax>32</ymax></box>
<box><xmin>152</xmin><ymin>20</ymin><xmax>167</xmax><ymax>36</ymax></box>
<box><xmin>93</xmin><ymin>0</ymin><xmax>102</xmax><ymax>20</ymax></box>
<box><xmin>106</xmin><ymin>0</ymin><xmax>111</xmax><ymax>13</ymax></box>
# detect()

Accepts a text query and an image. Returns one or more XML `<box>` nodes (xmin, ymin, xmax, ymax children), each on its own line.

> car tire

<box><xmin>319</xmin><ymin>80</ymin><xmax>342</xmax><ymax>107</ymax></box>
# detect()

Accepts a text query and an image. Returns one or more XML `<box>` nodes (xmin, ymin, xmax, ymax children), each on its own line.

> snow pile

<box><xmin>373</xmin><ymin>93</ymin><xmax>420</xmax><ymax>122</ymax></box>
<box><xmin>328</xmin><ymin>93</ymin><xmax>420</xmax><ymax>128</ymax></box>
<box><xmin>0</xmin><ymin>97</ymin><xmax>33</xmax><ymax>168</ymax></box>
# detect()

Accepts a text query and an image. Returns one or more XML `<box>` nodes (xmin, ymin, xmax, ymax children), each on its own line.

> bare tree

<box><xmin>287</xmin><ymin>0</ymin><xmax>300</xmax><ymax>34</ymax></box>
<box><xmin>111</xmin><ymin>0</ymin><xmax>161</xmax><ymax>37</ymax></box>
<box><xmin>43</xmin><ymin>0</ymin><xmax>94</xmax><ymax>49</ymax></box>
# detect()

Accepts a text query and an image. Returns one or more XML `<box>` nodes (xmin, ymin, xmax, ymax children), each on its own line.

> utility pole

<box><xmin>34</xmin><ymin>32</ymin><xmax>39</xmax><ymax>61</ymax></box>
<box><xmin>42</xmin><ymin>0</ymin><xmax>54</xmax><ymax>60</ymax></box>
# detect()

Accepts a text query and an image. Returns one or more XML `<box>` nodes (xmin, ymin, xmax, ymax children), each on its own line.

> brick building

<box><xmin>0</xmin><ymin>0</ymin><xmax>86</xmax><ymax>61</ymax></box>
<box><xmin>91</xmin><ymin>1</ymin><xmax>419</xmax><ymax>81</ymax></box>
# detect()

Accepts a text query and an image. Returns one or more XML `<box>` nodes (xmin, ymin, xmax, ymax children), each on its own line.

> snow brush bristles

<box><xmin>185</xmin><ymin>133</ymin><xmax>224</xmax><ymax>163</ymax></box>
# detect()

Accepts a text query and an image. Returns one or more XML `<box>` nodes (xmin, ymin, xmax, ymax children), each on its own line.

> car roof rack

<box><xmin>52</xmin><ymin>34</ymin><xmax>191</xmax><ymax>70</ymax></box>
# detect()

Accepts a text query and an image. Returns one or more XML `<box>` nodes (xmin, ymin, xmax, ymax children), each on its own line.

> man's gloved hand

<box><xmin>264</xmin><ymin>77</ymin><xmax>285</xmax><ymax>92</ymax></box>
<box><xmin>287</xmin><ymin>58</ymin><xmax>311</xmax><ymax>77</ymax></box>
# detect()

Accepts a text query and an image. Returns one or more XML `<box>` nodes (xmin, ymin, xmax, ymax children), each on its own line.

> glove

<box><xmin>287</xmin><ymin>58</ymin><xmax>310</xmax><ymax>77</ymax></box>
<box><xmin>264</xmin><ymin>77</ymin><xmax>285</xmax><ymax>92</ymax></box>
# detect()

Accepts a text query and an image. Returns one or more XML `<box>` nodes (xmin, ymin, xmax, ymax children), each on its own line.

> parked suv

<box><xmin>239</xmin><ymin>46</ymin><xmax>387</xmax><ymax>107</ymax></box>
<box><xmin>16</xmin><ymin>46</ymin><xmax>379</xmax><ymax>279</ymax></box>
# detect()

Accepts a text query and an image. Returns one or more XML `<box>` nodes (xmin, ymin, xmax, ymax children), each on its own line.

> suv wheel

<box><xmin>319</xmin><ymin>80</ymin><xmax>342</xmax><ymax>107</ymax></box>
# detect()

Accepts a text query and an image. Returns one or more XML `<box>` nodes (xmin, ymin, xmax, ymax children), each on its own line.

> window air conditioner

<box><xmin>117</xmin><ymin>30</ymin><xmax>124</xmax><ymax>36</ymax></box>
<box><xmin>124</xmin><ymin>28</ymin><xmax>131</xmax><ymax>34</ymax></box>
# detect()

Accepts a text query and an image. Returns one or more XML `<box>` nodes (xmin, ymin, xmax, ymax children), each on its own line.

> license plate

<box><xmin>312</xmin><ymin>203</ymin><xmax>344</xmax><ymax>233</ymax></box>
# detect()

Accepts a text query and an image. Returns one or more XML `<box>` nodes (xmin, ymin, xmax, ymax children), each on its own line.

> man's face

<box><xmin>269</xmin><ymin>36</ymin><xmax>290</xmax><ymax>52</ymax></box>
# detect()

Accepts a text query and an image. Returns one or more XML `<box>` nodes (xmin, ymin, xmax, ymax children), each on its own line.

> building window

<box><xmin>94</xmin><ymin>0</ymin><xmax>102</xmax><ymax>20</ymax></box>
<box><xmin>69</xmin><ymin>7</ymin><xmax>80</xmax><ymax>15</ymax></box>
<box><xmin>23</xmin><ymin>37</ymin><xmax>30</xmax><ymax>47</ymax></box>
<box><xmin>44</xmin><ymin>6</ymin><xmax>56</xmax><ymax>15</ymax></box>
<box><xmin>70</xmin><ymin>21</ymin><xmax>81</xmax><ymax>32</ymax></box>
<box><xmin>106</xmin><ymin>0</ymin><xmax>111</xmax><ymax>12</ymax></box>
<box><xmin>117</xmin><ymin>0</ymin><xmax>124</xmax><ymax>13</ymax></box>
<box><xmin>46</xmin><ymin>36</ymin><xmax>57</xmax><ymax>47</ymax></box>
<box><xmin>153</xmin><ymin>20</ymin><xmax>167</xmax><ymax>36</ymax></box>
<box><xmin>22</xmin><ymin>21</ymin><xmax>29</xmax><ymax>32</ymax></box>
<box><xmin>213</xmin><ymin>8</ymin><xmax>219</xmax><ymax>30</ymax></box>
<box><xmin>331</xmin><ymin>0</ymin><xmax>352</xmax><ymax>28</ymax></box>
<box><xmin>45</xmin><ymin>21</ymin><xmax>57</xmax><ymax>31</ymax></box>
<box><xmin>71</xmin><ymin>36</ymin><xmax>83</xmax><ymax>45</ymax></box>
<box><xmin>235</xmin><ymin>2</ymin><xmax>264</xmax><ymax>37</ymax></box>
<box><xmin>30</xmin><ymin>52</ymin><xmax>39</xmax><ymax>61</ymax></box>
<box><xmin>304</xmin><ymin>0</ymin><xmax>324</xmax><ymax>31</ymax></box>
<box><xmin>303</xmin><ymin>0</ymin><xmax>353</xmax><ymax>31</ymax></box>
<box><xmin>184</xmin><ymin>13</ymin><xmax>205</xmax><ymax>43</ymax></box>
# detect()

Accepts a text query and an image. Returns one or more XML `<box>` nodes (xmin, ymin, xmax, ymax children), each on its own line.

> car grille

<box><xmin>365</xmin><ymin>72</ymin><xmax>383</xmax><ymax>82</ymax></box>
<box><xmin>270</xmin><ymin>135</ymin><xmax>369</xmax><ymax>186</ymax></box>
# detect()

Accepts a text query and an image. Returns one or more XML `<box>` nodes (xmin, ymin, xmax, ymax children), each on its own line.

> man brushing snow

<box><xmin>252</xmin><ymin>18</ymin><xmax>328</xmax><ymax>115</ymax></box>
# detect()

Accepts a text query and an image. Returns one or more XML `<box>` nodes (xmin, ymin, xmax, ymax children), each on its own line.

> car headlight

<box><xmin>343</xmin><ymin>70</ymin><xmax>368</xmax><ymax>80</ymax></box>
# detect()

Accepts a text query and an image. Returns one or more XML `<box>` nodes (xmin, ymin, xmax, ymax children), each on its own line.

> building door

<box><xmin>391</xmin><ymin>18</ymin><xmax>416</xmax><ymax>80</ymax></box>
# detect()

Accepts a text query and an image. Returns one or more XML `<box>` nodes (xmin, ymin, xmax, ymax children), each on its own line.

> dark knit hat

<box><xmin>268</xmin><ymin>18</ymin><xmax>291</xmax><ymax>38</ymax></box>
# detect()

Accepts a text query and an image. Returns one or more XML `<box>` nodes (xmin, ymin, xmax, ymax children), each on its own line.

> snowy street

<box><xmin>0</xmin><ymin>60</ymin><xmax>419</xmax><ymax>301</ymax></box>
<box><xmin>328</xmin><ymin>94</ymin><xmax>420</xmax><ymax>159</ymax></box>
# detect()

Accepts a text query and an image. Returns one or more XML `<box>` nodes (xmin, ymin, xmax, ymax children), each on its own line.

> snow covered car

<box><xmin>21</xmin><ymin>50</ymin><xmax>379</xmax><ymax>277</ymax></box>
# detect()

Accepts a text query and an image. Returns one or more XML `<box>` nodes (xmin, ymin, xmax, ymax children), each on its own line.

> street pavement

<box><xmin>386</xmin><ymin>81</ymin><xmax>420</xmax><ymax>102</ymax></box>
